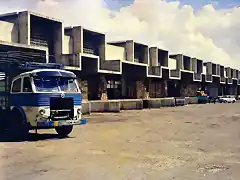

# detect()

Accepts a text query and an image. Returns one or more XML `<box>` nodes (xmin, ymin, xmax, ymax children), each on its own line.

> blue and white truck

<box><xmin>0</xmin><ymin>52</ymin><xmax>86</xmax><ymax>139</ymax></box>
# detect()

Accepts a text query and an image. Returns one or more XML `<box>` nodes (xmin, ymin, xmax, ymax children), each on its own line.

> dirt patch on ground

<box><xmin>1</xmin><ymin>103</ymin><xmax>240</xmax><ymax>180</ymax></box>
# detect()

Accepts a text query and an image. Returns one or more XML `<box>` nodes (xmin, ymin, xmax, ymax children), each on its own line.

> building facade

<box><xmin>0</xmin><ymin>11</ymin><xmax>239</xmax><ymax>101</ymax></box>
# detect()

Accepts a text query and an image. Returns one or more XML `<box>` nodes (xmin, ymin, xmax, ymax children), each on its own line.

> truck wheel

<box><xmin>55</xmin><ymin>125</ymin><xmax>73</xmax><ymax>137</ymax></box>
<box><xmin>8</xmin><ymin>108</ymin><xmax>29</xmax><ymax>141</ymax></box>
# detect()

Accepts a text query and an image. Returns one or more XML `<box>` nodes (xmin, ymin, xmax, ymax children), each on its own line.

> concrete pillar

<box><xmin>225</xmin><ymin>67</ymin><xmax>231</xmax><ymax>78</ymax></box>
<box><xmin>126</xmin><ymin>40</ymin><xmax>134</xmax><ymax>62</ymax></box>
<box><xmin>143</xmin><ymin>46</ymin><xmax>149</xmax><ymax>64</ymax></box>
<box><xmin>206</xmin><ymin>62</ymin><xmax>212</xmax><ymax>75</ymax></box>
<box><xmin>54</xmin><ymin>23</ymin><xmax>63</xmax><ymax>59</ymax></box>
<box><xmin>99</xmin><ymin>35</ymin><xmax>106</xmax><ymax>69</ymax></box>
<box><xmin>233</xmin><ymin>69</ymin><xmax>237</xmax><ymax>79</ymax></box>
<box><xmin>164</xmin><ymin>52</ymin><xmax>169</xmax><ymax>67</ymax></box>
<box><xmin>72</xmin><ymin>26</ymin><xmax>83</xmax><ymax>54</ymax></box>
<box><xmin>176</xmin><ymin>54</ymin><xmax>183</xmax><ymax>70</ymax></box>
<box><xmin>46</xmin><ymin>51</ymin><xmax>49</xmax><ymax>63</ymax></box>
<box><xmin>189</xmin><ymin>58</ymin><xmax>193</xmax><ymax>71</ymax></box>
<box><xmin>216</xmin><ymin>64</ymin><xmax>220</xmax><ymax>76</ymax></box>
<box><xmin>18</xmin><ymin>11</ymin><xmax>30</xmax><ymax>45</ymax></box>
<box><xmin>149</xmin><ymin>47</ymin><xmax>158</xmax><ymax>66</ymax></box>
<box><xmin>192</xmin><ymin>58</ymin><xmax>197</xmax><ymax>73</ymax></box>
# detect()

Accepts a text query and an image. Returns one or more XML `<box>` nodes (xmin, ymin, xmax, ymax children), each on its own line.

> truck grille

<box><xmin>50</xmin><ymin>97</ymin><xmax>74</xmax><ymax>120</ymax></box>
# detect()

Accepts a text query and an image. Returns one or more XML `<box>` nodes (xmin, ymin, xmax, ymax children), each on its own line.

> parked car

<box><xmin>218</xmin><ymin>95</ymin><xmax>236</xmax><ymax>103</ymax></box>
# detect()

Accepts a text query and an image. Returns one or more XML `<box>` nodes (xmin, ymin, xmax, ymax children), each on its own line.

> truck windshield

<box><xmin>33</xmin><ymin>77</ymin><xmax>78</xmax><ymax>93</ymax></box>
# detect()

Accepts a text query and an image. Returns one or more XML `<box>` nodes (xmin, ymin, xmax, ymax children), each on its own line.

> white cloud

<box><xmin>1</xmin><ymin>0</ymin><xmax>240</xmax><ymax>68</ymax></box>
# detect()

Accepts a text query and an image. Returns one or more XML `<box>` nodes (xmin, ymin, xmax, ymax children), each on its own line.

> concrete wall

<box><xmin>90</xmin><ymin>100</ymin><xmax>121</xmax><ymax>112</ymax></box>
<box><xmin>120</xmin><ymin>99</ymin><xmax>143</xmax><ymax>110</ymax></box>
<box><xmin>170</xmin><ymin>70</ymin><xmax>180</xmax><ymax>78</ymax></box>
<box><xmin>72</xmin><ymin>26</ymin><xmax>83</xmax><ymax>53</ymax></box>
<box><xmin>192</xmin><ymin>58</ymin><xmax>203</xmax><ymax>74</ymax></box>
<box><xmin>105</xmin><ymin>44</ymin><xmax>125</xmax><ymax>61</ymax></box>
<box><xmin>169</xmin><ymin>58</ymin><xmax>177</xmax><ymax>69</ymax></box>
<box><xmin>143</xmin><ymin>45</ymin><xmax>149</xmax><ymax>64</ymax></box>
<box><xmin>0</xmin><ymin>21</ymin><xmax>18</xmax><ymax>43</ymax></box>
<box><xmin>203</xmin><ymin>66</ymin><xmax>207</xmax><ymax>75</ymax></box>
<box><xmin>60</xmin><ymin>54</ymin><xmax>80</xmax><ymax>67</ymax></box>
<box><xmin>101</xmin><ymin>60</ymin><xmax>121</xmax><ymax>72</ymax></box>
<box><xmin>216</xmin><ymin>64</ymin><xmax>220</xmax><ymax>76</ymax></box>
<box><xmin>63</xmin><ymin>35</ymin><xmax>73</xmax><ymax>54</ymax></box>
<box><xmin>18</xmin><ymin>11</ymin><xmax>30</xmax><ymax>45</ymax></box>
<box><xmin>225</xmin><ymin>67</ymin><xmax>232</xmax><ymax>78</ymax></box>
<box><xmin>233</xmin><ymin>69</ymin><xmax>237</xmax><ymax>79</ymax></box>
<box><xmin>82</xmin><ymin>102</ymin><xmax>90</xmax><ymax>114</ymax></box>
<box><xmin>206</xmin><ymin>62</ymin><xmax>212</xmax><ymax>75</ymax></box>
<box><xmin>84</xmin><ymin>97</ymin><xmax>204</xmax><ymax>113</ymax></box>
<box><xmin>192</xmin><ymin>58</ymin><xmax>197</xmax><ymax>73</ymax></box>
<box><xmin>148</xmin><ymin>66</ymin><xmax>161</xmax><ymax>76</ymax></box>
<box><xmin>54</xmin><ymin>23</ymin><xmax>64</xmax><ymax>58</ymax></box>
<box><xmin>149</xmin><ymin>47</ymin><xmax>158</xmax><ymax>66</ymax></box>
<box><xmin>169</xmin><ymin>54</ymin><xmax>183</xmax><ymax>70</ymax></box>
<box><xmin>126</xmin><ymin>40</ymin><xmax>134</xmax><ymax>62</ymax></box>
<box><xmin>143</xmin><ymin>98</ymin><xmax>175</xmax><ymax>108</ymax></box>
<box><xmin>99</xmin><ymin>35</ymin><xmax>106</xmax><ymax>65</ymax></box>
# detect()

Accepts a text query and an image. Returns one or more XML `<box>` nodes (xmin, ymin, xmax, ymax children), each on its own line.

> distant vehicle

<box><xmin>218</xmin><ymin>95</ymin><xmax>236</xmax><ymax>103</ymax></box>
<box><xmin>196</xmin><ymin>91</ymin><xmax>209</xmax><ymax>104</ymax></box>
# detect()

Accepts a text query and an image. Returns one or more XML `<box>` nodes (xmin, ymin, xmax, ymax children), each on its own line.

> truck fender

<box><xmin>11</xmin><ymin>106</ymin><xmax>27</xmax><ymax>123</ymax></box>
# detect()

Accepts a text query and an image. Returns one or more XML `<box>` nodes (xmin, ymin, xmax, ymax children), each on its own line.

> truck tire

<box><xmin>55</xmin><ymin>125</ymin><xmax>73</xmax><ymax>137</ymax></box>
<box><xmin>8</xmin><ymin>108</ymin><xmax>29</xmax><ymax>141</ymax></box>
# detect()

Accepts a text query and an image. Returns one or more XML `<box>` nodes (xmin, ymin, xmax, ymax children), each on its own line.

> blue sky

<box><xmin>104</xmin><ymin>0</ymin><xmax>240</xmax><ymax>10</ymax></box>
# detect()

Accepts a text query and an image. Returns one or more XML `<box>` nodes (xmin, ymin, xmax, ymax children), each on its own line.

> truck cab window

<box><xmin>12</xmin><ymin>78</ymin><xmax>21</xmax><ymax>92</ymax></box>
<box><xmin>23</xmin><ymin>77</ymin><xmax>32</xmax><ymax>92</ymax></box>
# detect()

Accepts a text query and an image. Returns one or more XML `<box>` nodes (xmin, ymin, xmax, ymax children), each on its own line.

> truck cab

<box><xmin>1</xmin><ymin>68</ymin><xmax>86</xmax><ymax>139</ymax></box>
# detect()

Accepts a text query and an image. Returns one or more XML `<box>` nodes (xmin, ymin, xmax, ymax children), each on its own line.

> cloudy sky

<box><xmin>0</xmin><ymin>0</ymin><xmax>240</xmax><ymax>68</ymax></box>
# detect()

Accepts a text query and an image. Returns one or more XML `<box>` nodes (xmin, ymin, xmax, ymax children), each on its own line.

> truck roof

<box><xmin>13</xmin><ymin>69</ymin><xmax>76</xmax><ymax>81</ymax></box>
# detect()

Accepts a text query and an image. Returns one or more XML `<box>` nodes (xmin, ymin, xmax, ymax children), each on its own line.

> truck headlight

<box><xmin>39</xmin><ymin>109</ymin><xmax>46</xmax><ymax>115</ymax></box>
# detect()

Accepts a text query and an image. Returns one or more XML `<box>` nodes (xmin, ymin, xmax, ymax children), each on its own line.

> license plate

<box><xmin>60</xmin><ymin>121</ymin><xmax>77</xmax><ymax>125</ymax></box>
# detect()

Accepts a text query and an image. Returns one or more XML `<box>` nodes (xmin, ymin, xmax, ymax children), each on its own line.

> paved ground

<box><xmin>1</xmin><ymin>103</ymin><xmax>240</xmax><ymax>180</ymax></box>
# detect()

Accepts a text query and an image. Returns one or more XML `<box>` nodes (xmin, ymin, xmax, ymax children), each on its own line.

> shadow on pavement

<box><xmin>0</xmin><ymin>132</ymin><xmax>73</xmax><ymax>142</ymax></box>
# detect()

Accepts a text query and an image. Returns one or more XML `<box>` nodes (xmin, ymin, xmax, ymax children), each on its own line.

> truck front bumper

<box><xmin>36</xmin><ymin>119</ymin><xmax>87</xmax><ymax>128</ymax></box>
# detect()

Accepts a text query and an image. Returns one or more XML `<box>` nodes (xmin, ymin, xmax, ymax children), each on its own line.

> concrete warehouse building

<box><xmin>0</xmin><ymin>10</ymin><xmax>239</xmax><ymax>102</ymax></box>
